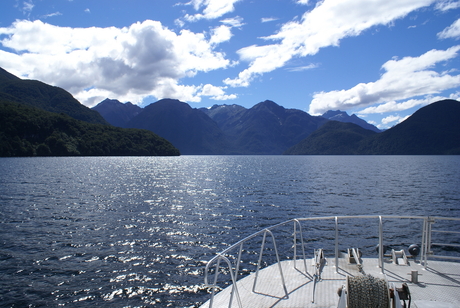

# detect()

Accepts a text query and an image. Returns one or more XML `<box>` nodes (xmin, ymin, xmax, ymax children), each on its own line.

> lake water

<box><xmin>1</xmin><ymin>155</ymin><xmax>459</xmax><ymax>307</ymax></box>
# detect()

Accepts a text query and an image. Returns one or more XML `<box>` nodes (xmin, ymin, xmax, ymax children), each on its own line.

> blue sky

<box><xmin>1</xmin><ymin>0</ymin><xmax>460</xmax><ymax>129</ymax></box>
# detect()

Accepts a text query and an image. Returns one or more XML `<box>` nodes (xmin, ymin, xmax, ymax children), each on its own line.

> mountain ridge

<box><xmin>96</xmin><ymin>99</ymin><xmax>330</xmax><ymax>154</ymax></box>
<box><xmin>0</xmin><ymin>68</ymin><xmax>180</xmax><ymax>157</ymax></box>
<box><xmin>0</xmin><ymin>67</ymin><xmax>108</xmax><ymax>125</ymax></box>
<box><xmin>125</xmin><ymin>99</ymin><xmax>232</xmax><ymax>155</ymax></box>
<box><xmin>322</xmin><ymin>110</ymin><xmax>381</xmax><ymax>133</ymax></box>
<box><xmin>92</xmin><ymin>98</ymin><xmax>142</xmax><ymax>128</ymax></box>
<box><xmin>285</xmin><ymin>99</ymin><xmax>460</xmax><ymax>155</ymax></box>
<box><xmin>94</xmin><ymin>97</ymin><xmax>459</xmax><ymax>155</ymax></box>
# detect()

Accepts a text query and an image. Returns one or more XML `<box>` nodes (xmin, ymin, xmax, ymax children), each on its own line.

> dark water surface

<box><xmin>1</xmin><ymin>156</ymin><xmax>459</xmax><ymax>307</ymax></box>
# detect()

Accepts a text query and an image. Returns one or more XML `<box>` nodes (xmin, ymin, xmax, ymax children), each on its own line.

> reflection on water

<box><xmin>0</xmin><ymin>156</ymin><xmax>459</xmax><ymax>307</ymax></box>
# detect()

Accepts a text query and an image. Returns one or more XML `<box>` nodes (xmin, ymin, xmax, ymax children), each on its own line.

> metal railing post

<box><xmin>424</xmin><ymin>217</ymin><xmax>434</xmax><ymax>268</ymax></box>
<box><xmin>293</xmin><ymin>221</ymin><xmax>297</xmax><ymax>268</ymax></box>
<box><xmin>293</xmin><ymin>219</ymin><xmax>308</xmax><ymax>274</ymax></box>
<box><xmin>252</xmin><ymin>229</ymin><xmax>289</xmax><ymax>299</ymax></box>
<box><xmin>335</xmin><ymin>216</ymin><xmax>339</xmax><ymax>273</ymax></box>
<box><xmin>252</xmin><ymin>230</ymin><xmax>268</xmax><ymax>292</ymax></box>
<box><xmin>379</xmin><ymin>216</ymin><xmax>384</xmax><ymax>274</ymax></box>
<box><xmin>421</xmin><ymin>217</ymin><xmax>427</xmax><ymax>267</ymax></box>
<box><xmin>229</xmin><ymin>243</ymin><xmax>244</xmax><ymax>308</ymax></box>
<box><xmin>208</xmin><ymin>257</ymin><xmax>222</xmax><ymax>308</ymax></box>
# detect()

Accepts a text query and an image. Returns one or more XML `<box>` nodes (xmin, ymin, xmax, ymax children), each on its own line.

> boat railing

<box><xmin>422</xmin><ymin>216</ymin><xmax>460</xmax><ymax>266</ymax></box>
<box><xmin>203</xmin><ymin>215</ymin><xmax>460</xmax><ymax>308</ymax></box>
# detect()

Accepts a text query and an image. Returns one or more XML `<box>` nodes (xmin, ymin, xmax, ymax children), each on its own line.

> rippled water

<box><xmin>1</xmin><ymin>156</ymin><xmax>459</xmax><ymax>307</ymax></box>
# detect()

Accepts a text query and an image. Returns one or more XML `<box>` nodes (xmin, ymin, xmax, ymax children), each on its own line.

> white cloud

<box><xmin>199</xmin><ymin>84</ymin><xmax>237</xmax><ymax>100</ymax></box>
<box><xmin>435</xmin><ymin>0</ymin><xmax>460</xmax><ymax>11</ymax></box>
<box><xmin>0</xmin><ymin>19</ymin><xmax>233</xmax><ymax>106</ymax></box>
<box><xmin>309</xmin><ymin>46</ymin><xmax>460</xmax><ymax>115</ymax></box>
<box><xmin>221</xmin><ymin>16</ymin><xmax>244</xmax><ymax>28</ymax></box>
<box><xmin>184</xmin><ymin>0</ymin><xmax>242</xmax><ymax>22</ymax></box>
<box><xmin>85</xmin><ymin>8</ymin><xmax>90</xmax><ymax>13</ymax></box>
<box><xmin>224</xmin><ymin>0</ymin><xmax>435</xmax><ymax>87</ymax></box>
<box><xmin>261</xmin><ymin>17</ymin><xmax>278</xmax><ymax>23</ymax></box>
<box><xmin>357</xmin><ymin>93</ymin><xmax>460</xmax><ymax>115</ymax></box>
<box><xmin>438</xmin><ymin>18</ymin><xmax>460</xmax><ymax>39</ymax></box>
<box><xmin>377</xmin><ymin>114</ymin><xmax>410</xmax><ymax>128</ymax></box>
<box><xmin>23</xmin><ymin>1</ymin><xmax>34</xmax><ymax>13</ymax></box>
<box><xmin>42</xmin><ymin>12</ymin><xmax>62</xmax><ymax>19</ymax></box>
<box><xmin>286</xmin><ymin>63</ymin><xmax>318</xmax><ymax>72</ymax></box>
<box><xmin>381</xmin><ymin>114</ymin><xmax>404</xmax><ymax>125</ymax></box>
<box><xmin>358</xmin><ymin>99</ymin><xmax>427</xmax><ymax>114</ymax></box>
<box><xmin>209</xmin><ymin>25</ymin><xmax>233</xmax><ymax>45</ymax></box>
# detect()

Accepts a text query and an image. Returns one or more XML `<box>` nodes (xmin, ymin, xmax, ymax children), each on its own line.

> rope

<box><xmin>348</xmin><ymin>274</ymin><xmax>389</xmax><ymax>308</ymax></box>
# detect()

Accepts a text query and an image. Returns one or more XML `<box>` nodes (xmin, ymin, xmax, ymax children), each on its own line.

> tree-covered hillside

<box><xmin>284</xmin><ymin>121</ymin><xmax>377</xmax><ymax>155</ymax></box>
<box><xmin>0</xmin><ymin>67</ymin><xmax>107</xmax><ymax>125</ymax></box>
<box><xmin>0</xmin><ymin>100</ymin><xmax>180</xmax><ymax>157</ymax></box>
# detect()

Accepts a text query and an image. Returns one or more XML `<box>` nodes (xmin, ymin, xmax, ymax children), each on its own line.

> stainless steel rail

<box><xmin>203</xmin><ymin>215</ymin><xmax>460</xmax><ymax>308</ymax></box>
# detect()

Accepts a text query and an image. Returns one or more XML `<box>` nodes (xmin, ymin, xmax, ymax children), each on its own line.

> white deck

<box><xmin>200</xmin><ymin>257</ymin><xmax>460</xmax><ymax>308</ymax></box>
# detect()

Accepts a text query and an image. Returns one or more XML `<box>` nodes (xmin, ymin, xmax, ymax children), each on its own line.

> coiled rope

<box><xmin>347</xmin><ymin>274</ymin><xmax>389</xmax><ymax>308</ymax></box>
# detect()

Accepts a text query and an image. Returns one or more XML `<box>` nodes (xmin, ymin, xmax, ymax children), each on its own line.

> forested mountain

<box><xmin>0</xmin><ymin>67</ymin><xmax>107</xmax><ymax>125</ymax></box>
<box><xmin>284</xmin><ymin>121</ymin><xmax>378</xmax><ymax>155</ymax></box>
<box><xmin>0</xmin><ymin>68</ymin><xmax>180</xmax><ymax>157</ymax></box>
<box><xmin>362</xmin><ymin>99</ymin><xmax>460</xmax><ymax>154</ymax></box>
<box><xmin>285</xmin><ymin>99</ymin><xmax>460</xmax><ymax>155</ymax></box>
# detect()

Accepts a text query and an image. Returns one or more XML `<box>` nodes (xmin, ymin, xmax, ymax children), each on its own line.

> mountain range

<box><xmin>0</xmin><ymin>68</ymin><xmax>179</xmax><ymax>157</ymax></box>
<box><xmin>1</xmin><ymin>66</ymin><xmax>458</xmax><ymax>156</ymax></box>
<box><xmin>94</xmin><ymin>98</ymin><xmax>460</xmax><ymax>155</ymax></box>
<box><xmin>284</xmin><ymin>99</ymin><xmax>460</xmax><ymax>155</ymax></box>
<box><xmin>94</xmin><ymin>99</ymin><xmax>332</xmax><ymax>154</ymax></box>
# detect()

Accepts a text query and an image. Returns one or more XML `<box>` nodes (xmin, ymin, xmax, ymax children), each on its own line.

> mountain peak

<box><xmin>322</xmin><ymin>109</ymin><xmax>380</xmax><ymax>132</ymax></box>
<box><xmin>0</xmin><ymin>67</ymin><xmax>22</xmax><ymax>82</ymax></box>
<box><xmin>252</xmin><ymin>100</ymin><xmax>285</xmax><ymax>115</ymax></box>
<box><xmin>322</xmin><ymin>110</ymin><xmax>347</xmax><ymax>118</ymax></box>
<box><xmin>92</xmin><ymin>98</ymin><xmax>141</xmax><ymax>127</ymax></box>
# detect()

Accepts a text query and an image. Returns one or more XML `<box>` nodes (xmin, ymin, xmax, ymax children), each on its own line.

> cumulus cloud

<box><xmin>184</xmin><ymin>0</ymin><xmax>242</xmax><ymax>22</ymax></box>
<box><xmin>209</xmin><ymin>24</ymin><xmax>233</xmax><ymax>45</ymax></box>
<box><xmin>199</xmin><ymin>84</ymin><xmax>237</xmax><ymax>100</ymax></box>
<box><xmin>358</xmin><ymin>92</ymin><xmax>460</xmax><ymax>115</ymax></box>
<box><xmin>0</xmin><ymin>19</ymin><xmax>234</xmax><ymax>106</ymax></box>
<box><xmin>308</xmin><ymin>45</ymin><xmax>460</xmax><ymax>115</ymax></box>
<box><xmin>438</xmin><ymin>18</ymin><xmax>460</xmax><ymax>39</ymax></box>
<box><xmin>224</xmin><ymin>0</ymin><xmax>435</xmax><ymax>87</ymax></box>
<box><xmin>381</xmin><ymin>114</ymin><xmax>409</xmax><ymax>126</ymax></box>
<box><xmin>358</xmin><ymin>99</ymin><xmax>427</xmax><ymax>114</ymax></box>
